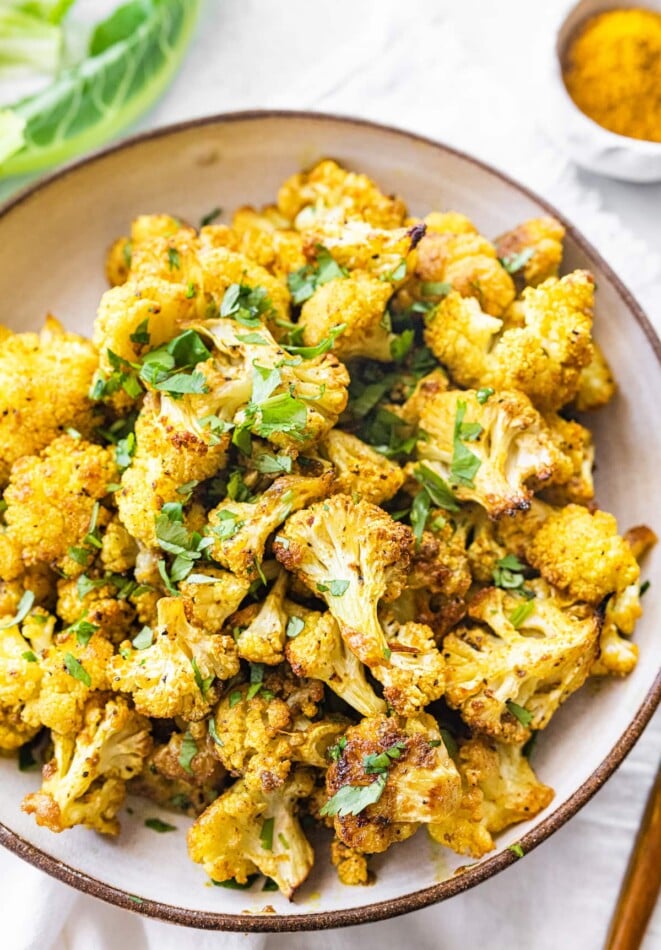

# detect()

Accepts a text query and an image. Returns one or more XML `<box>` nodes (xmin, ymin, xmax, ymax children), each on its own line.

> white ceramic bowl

<box><xmin>545</xmin><ymin>0</ymin><xmax>661</xmax><ymax>181</ymax></box>
<box><xmin>0</xmin><ymin>112</ymin><xmax>659</xmax><ymax>931</ymax></box>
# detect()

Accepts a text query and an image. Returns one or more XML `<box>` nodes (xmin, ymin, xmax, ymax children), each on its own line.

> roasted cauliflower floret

<box><xmin>109</xmin><ymin>597</ymin><xmax>239</xmax><ymax>720</ymax></box>
<box><xmin>209</xmin><ymin>471</ymin><xmax>334</xmax><ymax>579</ymax></box>
<box><xmin>375</xmin><ymin>614</ymin><xmax>445</xmax><ymax>715</ymax></box>
<box><xmin>0</xmin><ymin>317</ymin><xmax>101</xmax><ymax>486</ymax></box>
<box><xmin>285</xmin><ymin>605</ymin><xmax>386</xmax><ymax>717</ymax></box>
<box><xmin>527</xmin><ymin>505</ymin><xmax>639</xmax><ymax>605</ymax></box>
<box><xmin>318</xmin><ymin>430</ymin><xmax>405</xmax><ymax>505</ymax></box>
<box><xmin>100</xmin><ymin>519</ymin><xmax>139</xmax><ymax>574</ymax></box>
<box><xmin>429</xmin><ymin>735</ymin><xmax>554</xmax><ymax>858</ymax></box>
<box><xmin>22</xmin><ymin>632</ymin><xmax>114</xmax><ymax>736</ymax></box>
<box><xmin>414</xmin><ymin>228</ymin><xmax>515</xmax><ymax>316</ymax></box>
<box><xmin>540</xmin><ymin>414</ymin><xmax>594</xmax><ymax>506</ymax></box>
<box><xmin>300</xmin><ymin>219</ymin><xmax>421</xmax><ymax>279</ymax></box>
<box><xmin>188</xmin><ymin>769</ymin><xmax>316</xmax><ymax>898</ymax></box>
<box><xmin>425</xmin><ymin>272</ymin><xmax>595</xmax><ymax>412</ymax></box>
<box><xmin>330</xmin><ymin>839</ymin><xmax>370</xmax><ymax>886</ymax></box>
<box><xmin>299</xmin><ymin>273</ymin><xmax>394</xmax><ymax>362</ymax></box>
<box><xmin>495</xmin><ymin>216</ymin><xmax>565</xmax><ymax>287</ymax></box>
<box><xmin>0</xmin><ymin>436</ymin><xmax>117</xmax><ymax>576</ymax></box>
<box><xmin>572</xmin><ymin>341</ymin><xmax>617</xmax><ymax>411</ymax></box>
<box><xmin>415</xmin><ymin>389</ymin><xmax>557</xmax><ymax>518</ymax></box>
<box><xmin>443</xmin><ymin>583</ymin><xmax>600</xmax><ymax>742</ymax></box>
<box><xmin>179</xmin><ymin>567</ymin><xmax>250</xmax><ymax>634</ymax></box>
<box><xmin>130</xmin><ymin>721</ymin><xmax>227</xmax><ymax>818</ymax></box>
<box><xmin>274</xmin><ymin>495</ymin><xmax>413</xmax><ymax>669</ymax></box>
<box><xmin>322</xmin><ymin>714</ymin><xmax>461</xmax><ymax>854</ymax></box>
<box><xmin>227</xmin><ymin>206</ymin><xmax>306</xmax><ymax>277</ymax></box>
<box><xmin>210</xmin><ymin>674</ymin><xmax>342</xmax><ymax>792</ymax></box>
<box><xmin>23</xmin><ymin>694</ymin><xmax>151</xmax><ymax>835</ymax></box>
<box><xmin>233</xmin><ymin>570</ymin><xmax>289</xmax><ymax>665</ymax></box>
<box><xmin>116</xmin><ymin>392</ymin><xmax>228</xmax><ymax>548</ymax></box>
<box><xmin>278</xmin><ymin>159</ymin><xmax>407</xmax><ymax>230</ymax></box>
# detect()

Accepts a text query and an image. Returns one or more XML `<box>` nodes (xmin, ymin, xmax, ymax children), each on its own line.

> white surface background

<box><xmin>1</xmin><ymin>1</ymin><xmax>660</xmax><ymax>948</ymax></box>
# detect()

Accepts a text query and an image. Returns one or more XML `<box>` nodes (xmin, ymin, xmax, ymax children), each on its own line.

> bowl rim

<box><xmin>0</xmin><ymin>108</ymin><xmax>659</xmax><ymax>933</ymax></box>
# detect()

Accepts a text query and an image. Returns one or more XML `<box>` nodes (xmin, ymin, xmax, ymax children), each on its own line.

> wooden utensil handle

<box><xmin>606</xmin><ymin>765</ymin><xmax>661</xmax><ymax>950</ymax></box>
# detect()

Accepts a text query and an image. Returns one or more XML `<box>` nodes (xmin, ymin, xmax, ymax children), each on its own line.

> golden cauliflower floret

<box><xmin>233</xmin><ymin>570</ymin><xmax>289</xmax><ymax>665</ymax></box>
<box><xmin>527</xmin><ymin>505</ymin><xmax>639</xmax><ymax>604</ymax></box>
<box><xmin>539</xmin><ymin>414</ymin><xmax>594</xmax><ymax>506</ymax></box>
<box><xmin>415</xmin><ymin>389</ymin><xmax>557</xmax><ymax>518</ymax></box>
<box><xmin>100</xmin><ymin>519</ymin><xmax>139</xmax><ymax>574</ymax></box>
<box><xmin>274</xmin><ymin>494</ymin><xmax>413</xmax><ymax>670</ymax></box>
<box><xmin>188</xmin><ymin>769</ymin><xmax>316</xmax><ymax>898</ymax></box>
<box><xmin>228</xmin><ymin>206</ymin><xmax>306</xmax><ymax>277</ymax></box>
<box><xmin>0</xmin><ymin>707</ymin><xmax>40</xmax><ymax>751</ymax></box>
<box><xmin>196</xmin><ymin>246</ymin><xmax>291</xmax><ymax>331</ymax></box>
<box><xmin>117</xmin><ymin>393</ymin><xmax>228</xmax><ymax>549</ymax></box>
<box><xmin>278</xmin><ymin>159</ymin><xmax>407</xmax><ymax>230</ymax></box>
<box><xmin>318</xmin><ymin>429</ymin><xmax>405</xmax><ymax>505</ymax></box>
<box><xmin>109</xmin><ymin>597</ymin><xmax>239</xmax><ymax>721</ymax></box>
<box><xmin>105</xmin><ymin>236</ymin><xmax>132</xmax><ymax>286</ymax></box>
<box><xmin>22</xmin><ymin>693</ymin><xmax>151</xmax><ymax>835</ymax></box>
<box><xmin>330</xmin><ymin>839</ymin><xmax>370</xmax><ymax>886</ymax></box>
<box><xmin>429</xmin><ymin>735</ymin><xmax>554</xmax><ymax>858</ymax></box>
<box><xmin>425</xmin><ymin>271</ymin><xmax>595</xmax><ymax>412</ymax></box>
<box><xmin>443</xmin><ymin>583</ymin><xmax>600</xmax><ymax>743</ymax></box>
<box><xmin>300</xmin><ymin>273</ymin><xmax>394</xmax><ymax>362</ymax></box>
<box><xmin>285</xmin><ymin>604</ymin><xmax>386</xmax><ymax>717</ymax></box>
<box><xmin>1</xmin><ymin>436</ymin><xmax>117</xmax><ymax>573</ymax></box>
<box><xmin>93</xmin><ymin>278</ymin><xmax>200</xmax><ymax>381</ymax></box>
<box><xmin>179</xmin><ymin>567</ymin><xmax>250</xmax><ymax>634</ymax></box>
<box><xmin>130</xmin><ymin>722</ymin><xmax>227</xmax><ymax>818</ymax></box>
<box><xmin>495</xmin><ymin>216</ymin><xmax>565</xmax><ymax>286</ymax></box>
<box><xmin>22</xmin><ymin>633</ymin><xmax>114</xmax><ymax>735</ymax></box>
<box><xmin>374</xmin><ymin>615</ymin><xmax>445</xmax><ymax>715</ymax></box>
<box><xmin>0</xmin><ymin>317</ymin><xmax>101</xmax><ymax>485</ymax></box>
<box><xmin>0</xmin><ymin>620</ymin><xmax>44</xmax><ymax>723</ymax></box>
<box><xmin>322</xmin><ymin>713</ymin><xmax>461</xmax><ymax>855</ymax></box>
<box><xmin>414</xmin><ymin>228</ymin><xmax>515</xmax><ymax>316</ymax></box>
<box><xmin>208</xmin><ymin>471</ymin><xmax>334</xmax><ymax>579</ymax></box>
<box><xmin>394</xmin><ymin>523</ymin><xmax>472</xmax><ymax>637</ymax></box>
<box><xmin>300</xmin><ymin>219</ymin><xmax>420</xmax><ymax>279</ymax></box>
<box><xmin>572</xmin><ymin>341</ymin><xmax>617</xmax><ymax>411</ymax></box>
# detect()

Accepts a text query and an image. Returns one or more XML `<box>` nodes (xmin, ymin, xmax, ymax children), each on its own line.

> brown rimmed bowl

<box><xmin>0</xmin><ymin>110</ymin><xmax>659</xmax><ymax>931</ymax></box>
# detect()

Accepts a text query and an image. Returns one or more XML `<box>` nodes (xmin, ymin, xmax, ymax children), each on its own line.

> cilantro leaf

<box><xmin>145</xmin><ymin>817</ymin><xmax>177</xmax><ymax>833</ymax></box>
<box><xmin>320</xmin><ymin>773</ymin><xmax>387</xmax><ymax>817</ymax></box>
<box><xmin>506</xmin><ymin>699</ymin><xmax>533</xmax><ymax>727</ymax></box>
<box><xmin>509</xmin><ymin>599</ymin><xmax>536</xmax><ymax>629</ymax></box>
<box><xmin>287</xmin><ymin>245</ymin><xmax>348</xmax><ymax>305</ymax></box>
<box><xmin>450</xmin><ymin>400</ymin><xmax>482</xmax><ymax>487</ymax></box>
<box><xmin>179</xmin><ymin>731</ymin><xmax>197</xmax><ymax>774</ymax></box>
<box><xmin>500</xmin><ymin>248</ymin><xmax>534</xmax><ymax>274</ymax></box>
<box><xmin>0</xmin><ymin>590</ymin><xmax>35</xmax><ymax>629</ymax></box>
<box><xmin>413</xmin><ymin>464</ymin><xmax>459</xmax><ymax>512</ymax></box>
<box><xmin>286</xmin><ymin>616</ymin><xmax>305</xmax><ymax>639</ymax></box>
<box><xmin>64</xmin><ymin>653</ymin><xmax>91</xmax><ymax>687</ymax></box>
<box><xmin>282</xmin><ymin>323</ymin><xmax>346</xmax><ymax>359</ymax></box>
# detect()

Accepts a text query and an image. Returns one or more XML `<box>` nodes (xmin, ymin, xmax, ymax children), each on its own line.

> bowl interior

<box><xmin>0</xmin><ymin>113</ymin><xmax>659</xmax><ymax>930</ymax></box>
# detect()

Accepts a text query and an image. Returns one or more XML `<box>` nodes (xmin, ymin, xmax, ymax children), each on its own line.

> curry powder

<box><xmin>563</xmin><ymin>8</ymin><xmax>661</xmax><ymax>142</ymax></box>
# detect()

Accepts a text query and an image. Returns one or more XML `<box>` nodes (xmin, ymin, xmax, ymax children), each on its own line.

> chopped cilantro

<box><xmin>220</xmin><ymin>283</ymin><xmax>274</xmax><ymax>327</ymax></box>
<box><xmin>327</xmin><ymin>736</ymin><xmax>347</xmax><ymax>762</ymax></box>
<box><xmin>509</xmin><ymin>599</ymin><xmax>536</xmax><ymax>629</ymax></box>
<box><xmin>493</xmin><ymin>554</ymin><xmax>527</xmax><ymax>591</ymax></box>
<box><xmin>320</xmin><ymin>773</ymin><xmax>387</xmax><ymax>817</ymax></box>
<box><xmin>506</xmin><ymin>699</ymin><xmax>533</xmax><ymax>728</ymax></box>
<box><xmin>179</xmin><ymin>731</ymin><xmax>197</xmax><ymax>774</ymax></box>
<box><xmin>317</xmin><ymin>579</ymin><xmax>349</xmax><ymax>597</ymax></box>
<box><xmin>130</xmin><ymin>319</ymin><xmax>150</xmax><ymax>346</ymax></box>
<box><xmin>390</xmin><ymin>329</ymin><xmax>415</xmax><ymax>362</ymax></box>
<box><xmin>0</xmin><ymin>590</ymin><xmax>35</xmax><ymax>630</ymax></box>
<box><xmin>413</xmin><ymin>464</ymin><xmax>459</xmax><ymax>512</ymax></box>
<box><xmin>282</xmin><ymin>323</ymin><xmax>346</xmax><ymax>359</ymax></box>
<box><xmin>68</xmin><ymin>617</ymin><xmax>98</xmax><ymax>647</ymax></box>
<box><xmin>212</xmin><ymin>876</ymin><xmax>258</xmax><ymax>890</ymax></box>
<box><xmin>450</xmin><ymin>400</ymin><xmax>482</xmax><ymax>487</ymax></box>
<box><xmin>363</xmin><ymin>741</ymin><xmax>406</xmax><ymax>774</ymax></box>
<box><xmin>260</xmin><ymin>816</ymin><xmax>274</xmax><ymax>851</ymax></box>
<box><xmin>500</xmin><ymin>248</ymin><xmax>534</xmax><ymax>274</ymax></box>
<box><xmin>200</xmin><ymin>207</ymin><xmax>222</xmax><ymax>227</ymax></box>
<box><xmin>167</xmin><ymin>246</ymin><xmax>181</xmax><ymax>270</ymax></box>
<box><xmin>208</xmin><ymin>718</ymin><xmax>223</xmax><ymax>747</ymax></box>
<box><xmin>287</xmin><ymin>245</ymin><xmax>348</xmax><ymax>305</ymax></box>
<box><xmin>145</xmin><ymin>817</ymin><xmax>177</xmax><ymax>833</ymax></box>
<box><xmin>132</xmin><ymin>626</ymin><xmax>153</xmax><ymax>650</ymax></box>
<box><xmin>508</xmin><ymin>842</ymin><xmax>525</xmax><ymax>858</ymax></box>
<box><xmin>286</xmin><ymin>616</ymin><xmax>305</xmax><ymax>639</ymax></box>
<box><xmin>64</xmin><ymin>653</ymin><xmax>91</xmax><ymax>687</ymax></box>
<box><xmin>229</xmin><ymin>691</ymin><xmax>242</xmax><ymax>708</ymax></box>
<box><xmin>476</xmin><ymin>387</ymin><xmax>494</xmax><ymax>404</ymax></box>
<box><xmin>22</xmin><ymin>650</ymin><xmax>38</xmax><ymax>663</ymax></box>
<box><xmin>380</xmin><ymin>259</ymin><xmax>407</xmax><ymax>283</ymax></box>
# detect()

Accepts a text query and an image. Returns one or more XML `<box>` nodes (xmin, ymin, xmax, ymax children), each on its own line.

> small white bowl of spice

<box><xmin>545</xmin><ymin>0</ymin><xmax>661</xmax><ymax>181</ymax></box>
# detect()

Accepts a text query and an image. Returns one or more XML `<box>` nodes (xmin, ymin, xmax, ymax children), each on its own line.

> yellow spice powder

<box><xmin>563</xmin><ymin>7</ymin><xmax>661</xmax><ymax>142</ymax></box>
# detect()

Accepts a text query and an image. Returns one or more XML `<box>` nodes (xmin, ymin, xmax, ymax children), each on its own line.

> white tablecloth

<box><xmin>1</xmin><ymin>2</ymin><xmax>660</xmax><ymax>947</ymax></box>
